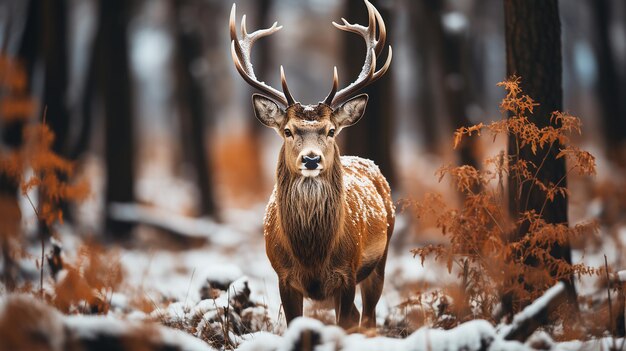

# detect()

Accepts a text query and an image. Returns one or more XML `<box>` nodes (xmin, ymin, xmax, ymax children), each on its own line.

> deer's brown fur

<box><xmin>264</xmin><ymin>143</ymin><xmax>394</xmax><ymax>328</ymax></box>
<box><xmin>229</xmin><ymin>0</ymin><xmax>394</xmax><ymax>328</ymax></box>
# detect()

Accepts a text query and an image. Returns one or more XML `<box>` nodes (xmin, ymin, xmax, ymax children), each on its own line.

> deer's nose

<box><xmin>302</xmin><ymin>155</ymin><xmax>321</xmax><ymax>170</ymax></box>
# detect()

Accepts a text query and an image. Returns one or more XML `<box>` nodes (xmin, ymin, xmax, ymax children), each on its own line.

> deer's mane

<box><xmin>276</xmin><ymin>144</ymin><xmax>344</xmax><ymax>267</ymax></box>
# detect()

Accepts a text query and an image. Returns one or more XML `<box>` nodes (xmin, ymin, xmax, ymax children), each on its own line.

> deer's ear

<box><xmin>334</xmin><ymin>94</ymin><xmax>368</xmax><ymax>132</ymax></box>
<box><xmin>252</xmin><ymin>94</ymin><xmax>286</xmax><ymax>130</ymax></box>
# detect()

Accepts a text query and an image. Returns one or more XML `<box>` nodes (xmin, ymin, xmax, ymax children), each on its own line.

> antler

<box><xmin>230</xmin><ymin>4</ymin><xmax>296</xmax><ymax>106</ymax></box>
<box><xmin>324</xmin><ymin>0</ymin><xmax>393</xmax><ymax>108</ymax></box>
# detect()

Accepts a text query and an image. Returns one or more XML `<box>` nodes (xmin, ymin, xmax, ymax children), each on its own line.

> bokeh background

<box><xmin>2</xmin><ymin>0</ymin><xmax>625</xmax><ymax>239</ymax></box>
<box><xmin>1</xmin><ymin>1</ymin><xmax>626</xmax><ymax>345</ymax></box>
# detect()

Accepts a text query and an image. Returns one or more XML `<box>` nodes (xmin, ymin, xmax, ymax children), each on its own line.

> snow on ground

<box><xmin>116</xmin><ymin>206</ymin><xmax>281</xmax><ymax>321</ymax></box>
<box><xmin>101</xmin><ymin>198</ymin><xmax>626</xmax><ymax>350</ymax></box>
<box><xmin>13</xmin><ymin>159</ymin><xmax>623</xmax><ymax>350</ymax></box>
<box><xmin>115</xmin><ymin>205</ymin><xmax>434</xmax><ymax>330</ymax></box>
<box><xmin>0</xmin><ymin>294</ymin><xmax>216</xmax><ymax>351</ymax></box>
<box><xmin>101</xmin><ymin>201</ymin><xmax>464</xmax><ymax>349</ymax></box>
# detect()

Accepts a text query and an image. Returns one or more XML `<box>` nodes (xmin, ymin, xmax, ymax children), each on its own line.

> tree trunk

<box><xmin>408</xmin><ymin>0</ymin><xmax>442</xmax><ymax>154</ymax></box>
<box><xmin>41</xmin><ymin>0</ymin><xmax>75</xmax><ymax>224</ymax></box>
<box><xmin>67</xmin><ymin>0</ymin><xmax>100</xmax><ymax>161</ymax></box>
<box><xmin>503</xmin><ymin>0</ymin><xmax>576</xmax><ymax>315</ymax></box>
<box><xmin>68</xmin><ymin>44</ymin><xmax>95</xmax><ymax>160</ymax></box>
<box><xmin>342</xmin><ymin>0</ymin><xmax>395</xmax><ymax>188</ymax></box>
<box><xmin>437</xmin><ymin>5</ymin><xmax>481</xmax><ymax>178</ymax></box>
<box><xmin>172</xmin><ymin>0</ymin><xmax>217</xmax><ymax>217</ymax></box>
<box><xmin>409</xmin><ymin>0</ymin><xmax>480</xmax><ymax>181</ymax></box>
<box><xmin>0</xmin><ymin>0</ymin><xmax>43</xmax><ymax>290</ymax></box>
<box><xmin>249</xmin><ymin>0</ymin><xmax>271</xmax><ymax>181</ymax></box>
<box><xmin>0</xmin><ymin>122</ymin><xmax>22</xmax><ymax>292</ymax></box>
<box><xmin>95</xmin><ymin>0</ymin><xmax>136</xmax><ymax>239</ymax></box>
<box><xmin>41</xmin><ymin>0</ymin><xmax>69</xmax><ymax>155</ymax></box>
<box><xmin>589</xmin><ymin>0</ymin><xmax>626</xmax><ymax>164</ymax></box>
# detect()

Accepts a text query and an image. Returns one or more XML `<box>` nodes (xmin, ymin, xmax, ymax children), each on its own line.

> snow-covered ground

<box><xmin>3</xmin><ymin>136</ymin><xmax>624</xmax><ymax>350</ymax></box>
<box><xmin>3</xmin><ymin>177</ymin><xmax>626</xmax><ymax>350</ymax></box>
<box><xmin>111</xmin><ymin>204</ymin><xmax>452</xmax><ymax>335</ymax></box>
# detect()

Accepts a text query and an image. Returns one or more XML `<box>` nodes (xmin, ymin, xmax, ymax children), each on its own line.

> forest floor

<box><xmin>2</xmin><ymin>137</ymin><xmax>626</xmax><ymax>351</ymax></box>
<box><xmin>2</xmin><ymin>192</ymin><xmax>625</xmax><ymax>350</ymax></box>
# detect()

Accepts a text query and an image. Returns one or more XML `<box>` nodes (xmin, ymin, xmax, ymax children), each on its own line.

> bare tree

<box><xmin>249</xmin><ymin>0</ymin><xmax>272</xmax><ymax>183</ymax></box>
<box><xmin>503</xmin><ymin>0</ymin><xmax>576</xmax><ymax>315</ymax></box>
<box><xmin>93</xmin><ymin>0</ymin><xmax>136</xmax><ymax>239</ymax></box>
<box><xmin>439</xmin><ymin>11</ymin><xmax>480</xmax><ymax>174</ymax></box>
<box><xmin>342</xmin><ymin>0</ymin><xmax>395</xmax><ymax>188</ymax></box>
<box><xmin>172</xmin><ymin>0</ymin><xmax>217</xmax><ymax>217</ymax></box>
<box><xmin>589</xmin><ymin>0</ymin><xmax>626</xmax><ymax>164</ymax></box>
<box><xmin>40</xmin><ymin>0</ymin><xmax>76</xmax><ymax>225</ymax></box>
<box><xmin>408</xmin><ymin>0</ymin><xmax>480</xmax><ymax>187</ymax></box>
<box><xmin>0</xmin><ymin>0</ymin><xmax>42</xmax><ymax>289</ymax></box>
<box><xmin>408</xmin><ymin>0</ymin><xmax>442</xmax><ymax>154</ymax></box>
<box><xmin>0</xmin><ymin>118</ymin><xmax>22</xmax><ymax>290</ymax></box>
<box><xmin>41</xmin><ymin>0</ymin><xmax>70</xmax><ymax>155</ymax></box>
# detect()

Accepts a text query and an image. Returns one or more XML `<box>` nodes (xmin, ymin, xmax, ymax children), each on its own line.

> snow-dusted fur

<box><xmin>263</xmin><ymin>141</ymin><xmax>395</xmax><ymax>328</ymax></box>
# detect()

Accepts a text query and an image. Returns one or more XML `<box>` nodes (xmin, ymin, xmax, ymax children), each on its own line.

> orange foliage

<box><xmin>1</xmin><ymin>55</ymin><xmax>94</xmax><ymax>302</ymax></box>
<box><xmin>0</xmin><ymin>55</ymin><xmax>89</xmax><ymax>227</ymax></box>
<box><xmin>212</xmin><ymin>129</ymin><xmax>269</xmax><ymax>207</ymax></box>
<box><xmin>52</xmin><ymin>243</ymin><xmax>124</xmax><ymax>314</ymax></box>
<box><xmin>407</xmin><ymin>77</ymin><xmax>599</xmax><ymax>326</ymax></box>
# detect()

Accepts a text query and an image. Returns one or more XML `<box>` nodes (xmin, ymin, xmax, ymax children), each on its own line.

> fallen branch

<box><xmin>109</xmin><ymin>203</ymin><xmax>219</xmax><ymax>244</ymax></box>
<box><xmin>503</xmin><ymin>281</ymin><xmax>567</xmax><ymax>342</ymax></box>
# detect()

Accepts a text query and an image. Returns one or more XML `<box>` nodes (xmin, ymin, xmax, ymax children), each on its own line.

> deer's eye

<box><xmin>284</xmin><ymin>129</ymin><xmax>293</xmax><ymax>138</ymax></box>
<box><xmin>328</xmin><ymin>128</ymin><xmax>335</xmax><ymax>137</ymax></box>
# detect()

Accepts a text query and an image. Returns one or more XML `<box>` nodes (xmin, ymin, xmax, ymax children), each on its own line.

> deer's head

<box><xmin>230</xmin><ymin>0</ymin><xmax>392</xmax><ymax>178</ymax></box>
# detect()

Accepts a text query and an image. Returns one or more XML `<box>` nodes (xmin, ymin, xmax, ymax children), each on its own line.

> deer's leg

<box><xmin>360</xmin><ymin>248</ymin><xmax>388</xmax><ymax>328</ymax></box>
<box><xmin>279</xmin><ymin>280</ymin><xmax>303</xmax><ymax>325</ymax></box>
<box><xmin>334</xmin><ymin>278</ymin><xmax>359</xmax><ymax>329</ymax></box>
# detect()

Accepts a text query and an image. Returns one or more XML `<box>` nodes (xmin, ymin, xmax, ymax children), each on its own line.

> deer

<box><xmin>229</xmin><ymin>0</ymin><xmax>394</xmax><ymax>329</ymax></box>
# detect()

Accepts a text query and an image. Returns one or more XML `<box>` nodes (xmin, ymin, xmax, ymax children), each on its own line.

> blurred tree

<box><xmin>15</xmin><ymin>0</ymin><xmax>76</xmax><ymax>231</ymax></box>
<box><xmin>437</xmin><ymin>5</ymin><xmax>481</xmax><ymax>178</ymax></box>
<box><xmin>589</xmin><ymin>0</ymin><xmax>626</xmax><ymax>164</ymax></box>
<box><xmin>42</xmin><ymin>0</ymin><xmax>70</xmax><ymax>155</ymax></box>
<box><xmin>172</xmin><ymin>0</ymin><xmax>217</xmax><ymax>217</ymax></box>
<box><xmin>0</xmin><ymin>115</ymin><xmax>22</xmax><ymax>291</ymax></box>
<box><xmin>409</xmin><ymin>0</ymin><xmax>480</xmax><ymax>185</ymax></box>
<box><xmin>466</xmin><ymin>0</ymin><xmax>489</xmax><ymax>113</ymax></box>
<box><xmin>0</xmin><ymin>0</ymin><xmax>43</xmax><ymax>289</ymax></box>
<box><xmin>16</xmin><ymin>0</ymin><xmax>40</xmax><ymax>76</ymax></box>
<box><xmin>342</xmin><ymin>0</ymin><xmax>396</xmax><ymax>188</ymax></box>
<box><xmin>250</xmin><ymin>0</ymin><xmax>272</xmax><ymax>173</ymax></box>
<box><xmin>408</xmin><ymin>0</ymin><xmax>442</xmax><ymax>154</ymax></box>
<box><xmin>41</xmin><ymin>0</ymin><xmax>74</xmax><ymax>225</ymax></box>
<box><xmin>253</xmin><ymin>0</ymin><xmax>272</xmax><ymax>127</ymax></box>
<box><xmin>233</xmin><ymin>0</ymin><xmax>271</xmax><ymax>199</ymax></box>
<box><xmin>67</xmin><ymin>4</ymin><xmax>97</xmax><ymax>161</ymax></box>
<box><xmin>503</xmin><ymin>0</ymin><xmax>576</xmax><ymax>315</ymax></box>
<box><xmin>93</xmin><ymin>0</ymin><xmax>136</xmax><ymax>239</ymax></box>
<box><xmin>68</xmin><ymin>43</ymin><xmax>95</xmax><ymax>161</ymax></box>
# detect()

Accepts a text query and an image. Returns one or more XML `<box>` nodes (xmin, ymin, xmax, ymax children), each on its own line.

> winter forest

<box><xmin>1</xmin><ymin>0</ymin><xmax>626</xmax><ymax>350</ymax></box>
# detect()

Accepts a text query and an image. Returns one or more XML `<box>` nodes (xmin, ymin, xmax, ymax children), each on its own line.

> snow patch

<box><xmin>507</xmin><ymin>282</ymin><xmax>565</xmax><ymax>333</ymax></box>
<box><xmin>200</xmin><ymin>264</ymin><xmax>244</xmax><ymax>289</ymax></box>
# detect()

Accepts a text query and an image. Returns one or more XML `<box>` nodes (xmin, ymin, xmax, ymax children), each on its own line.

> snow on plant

<box><xmin>405</xmin><ymin>76</ymin><xmax>600</xmax><ymax>327</ymax></box>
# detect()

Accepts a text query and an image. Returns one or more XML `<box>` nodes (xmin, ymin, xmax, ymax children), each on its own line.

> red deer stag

<box><xmin>230</xmin><ymin>0</ymin><xmax>394</xmax><ymax>329</ymax></box>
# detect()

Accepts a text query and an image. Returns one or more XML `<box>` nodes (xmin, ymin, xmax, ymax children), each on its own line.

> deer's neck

<box><xmin>276</xmin><ymin>145</ymin><xmax>344</xmax><ymax>267</ymax></box>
